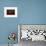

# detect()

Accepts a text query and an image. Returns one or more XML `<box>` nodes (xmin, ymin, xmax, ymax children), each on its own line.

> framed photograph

<box><xmin>4</xmin><ymin>7</ymin><xmax>18</xmax><ymax>18</ymax></box>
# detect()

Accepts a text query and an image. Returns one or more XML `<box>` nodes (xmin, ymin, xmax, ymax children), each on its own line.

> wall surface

<box><xmin>0</xmin><ymin>0</ymin><xmax>46</xmax><ymax>44</ymax></box>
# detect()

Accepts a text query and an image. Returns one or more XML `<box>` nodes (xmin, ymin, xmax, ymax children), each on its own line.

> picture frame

<box><xmin>4</xmin><ymin>7</ymin><xmax>18</xmax><ymax>18</ymax></box>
